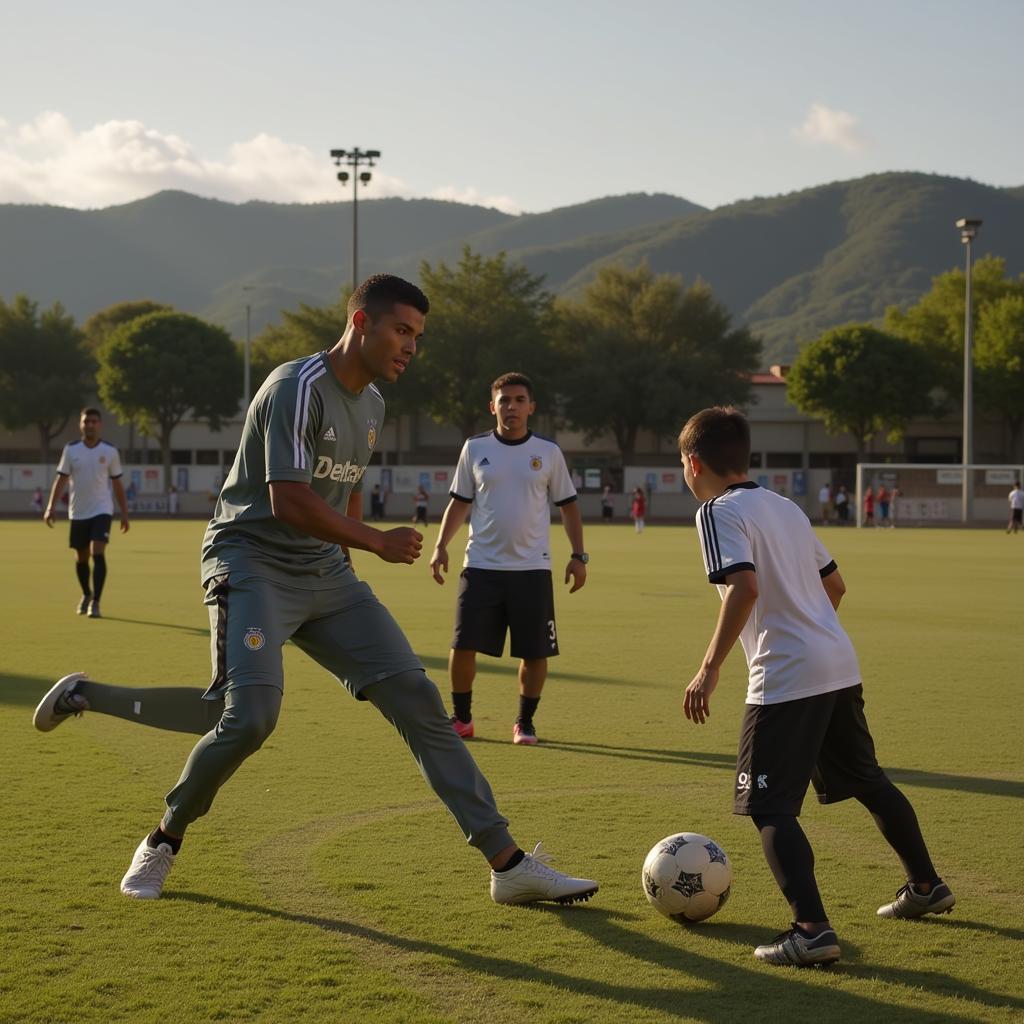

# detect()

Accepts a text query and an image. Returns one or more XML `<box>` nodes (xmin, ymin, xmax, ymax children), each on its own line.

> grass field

<box><xmin>3</xmin><ymin>520</ymin><xmax>1022</xmax><ymax>1023</ymax></box>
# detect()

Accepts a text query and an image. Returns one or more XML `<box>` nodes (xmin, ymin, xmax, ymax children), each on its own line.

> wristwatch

<box><xmin>571</xmin><ymin>552</ymin><xmax>589</xmax><ymax>564</ymax></box>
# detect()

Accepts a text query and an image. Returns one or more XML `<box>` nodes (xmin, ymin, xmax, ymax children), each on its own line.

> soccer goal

<box><xmin>855</xmin><ymin>463</ymin><xmax>1024</xmax><ymax>527</ymax></box>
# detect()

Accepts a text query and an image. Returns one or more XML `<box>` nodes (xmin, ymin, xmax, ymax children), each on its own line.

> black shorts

<box><xmin>69</xmin><ymin>514</ymin><xmax>113</xmax><ymax>550</ymax></box>
<box><xmin>601</xmin><ymin>506</ymin><xmax>613</xmax><ymax>521</ymax></box>
<box><xmin>733</xmin><ymin>684</ymin><xmax>887</xmax><ymax>816</ymax></box>
<box><xmin>1013</xmin><ymin>509</ymin><xmax>1023</xmax><ymax>524</ymax></box>
<box><xmin>452</xmin><ymin>568</ymin><xmax>558</xmax><ymax>660</ymax></box>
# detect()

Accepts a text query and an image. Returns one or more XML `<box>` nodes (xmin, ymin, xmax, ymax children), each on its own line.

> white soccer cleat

<box><xmin>33</xmin><ymin>673</ymin><xmax>90</xmax><ymax>732</ymax></box>
<box><xmin>120</xmin><ymin>837</ymin><xmax>176</xmax><ymax>899</ymax></box>
<box><xmin>490</xmin><ymin>842</ymin><xmax>598</xmax><ymax>905</ymax></box>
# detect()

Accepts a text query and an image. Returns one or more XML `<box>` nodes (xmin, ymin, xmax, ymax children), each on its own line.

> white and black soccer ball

<box><xmin>642</xmin><ymin>832</ymin><xmax>732</xmax><ymax>923</ymax></box>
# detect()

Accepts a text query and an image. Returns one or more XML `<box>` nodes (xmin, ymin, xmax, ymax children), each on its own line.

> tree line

<box><xmin>2</xmin><ymin>250</ymin><xmax>1022</xmax><ymax>490</ymax></box>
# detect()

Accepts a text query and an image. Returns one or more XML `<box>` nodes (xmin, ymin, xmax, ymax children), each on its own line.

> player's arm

<box><xmin>684</xmin><ymin>570</ymin><xmax>758</xmax><ymax>725</ymax></box>
<box><xmin>821</xmin><ymin>567</ymin><xmax>846</xmax><ymax>610</ymax></box>
<box><xmin>430</xmin><ymin>497</ymin><xmax>471</xmax><ymax>584</ymax></box>
<box><xmin>44</xmin><ymin>473</ymin><xmax>69</xmax><ymax>527</ymax></box>
<box><xmin>559</xmin><ymin>499</ymin><xmax>587</xmax><ymax>593</ymax></box>
<box><xmin>269</xmin><ymin>481</ymin><xmax>421</xmax><ymax>564</ymax></box>
<box><xmin>111</xmin><ymin>477</ymin><xmax>130</xmax><ymax>532</ymax></box>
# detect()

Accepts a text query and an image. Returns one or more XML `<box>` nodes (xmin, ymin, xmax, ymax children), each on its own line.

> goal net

<box><xmin>855</xmin><ymin>463</ymin><xmax>1023</xmax><ymax>527</ymax></box>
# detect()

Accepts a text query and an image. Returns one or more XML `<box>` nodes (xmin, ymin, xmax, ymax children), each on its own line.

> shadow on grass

<box><xmin>165</xmin><ymin>892</ymin><xmax>998</xmax><ymax>1022</ymax></box>
<box><xmin>470</xmin><ymin>736</ymin><xmax>736</xmax><ymax>770</ymax></box>
<box><xmin>417</xmin><ymin>653</ymin><xmax>657</xmax><ymax>688</ymax></box>
<box><xmin>103</xmin><ymin>616</ymin><xmax>208</xmax><ymax>637</ymax></box>
<box><xmin>886</xmin><ymin>767</ymin><xmax>1023</xmax><ymax>800</ymax></box>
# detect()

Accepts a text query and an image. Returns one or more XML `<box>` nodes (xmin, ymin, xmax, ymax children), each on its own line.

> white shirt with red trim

<box><xmin>694</xmin><ymin>481</ymin><xmax>861</xmax><ymax>705</ymax></box>
<box><xmin>451</xmin><ymin>430</ymin><xmax>576</xmax><ymax>571</ymax></box>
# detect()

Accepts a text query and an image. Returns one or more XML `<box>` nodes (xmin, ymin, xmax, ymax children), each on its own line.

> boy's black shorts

<box><xmin>733</xmin><ymin>684</ymin><xmax>888</xmax><ymax>816</ymax></box>
<box><xmin>69</xmin><ymin>514</ymin><xmax>113</xmax><ymax>550</ymax></box>
<box><xmin>452</xmin><ymin>568</ymin><xmax>558</xmax><ymax>660</ymax></box>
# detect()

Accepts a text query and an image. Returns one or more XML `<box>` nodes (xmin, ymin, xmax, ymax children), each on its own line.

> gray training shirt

<box><xmin>201</xmin><ymin>352</ymin><xmax>384</xmax><ymax>588</ymax></box>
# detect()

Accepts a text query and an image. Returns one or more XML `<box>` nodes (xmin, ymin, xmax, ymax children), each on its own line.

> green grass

<box><xmin>3</xmin><ymin>521</ymin><xmax>1022</xmax><ymax>1023</ymax></box>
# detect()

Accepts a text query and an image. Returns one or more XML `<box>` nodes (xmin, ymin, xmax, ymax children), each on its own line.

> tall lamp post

<box><xmin>329</xmin><ymin>147</ymin><xmax>381</xmax><ymax>292</ymax></box>
<box><xmin>242</xmin><ymin>284</ymin><xmax>255</xmax><ymax>413</ymax></box>
<box><xmin>956</xmin><ymin>217</ymin><xmax>982</xmax><ymax>524</ymax></box>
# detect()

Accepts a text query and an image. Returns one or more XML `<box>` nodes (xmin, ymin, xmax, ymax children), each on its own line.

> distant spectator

<box><xmin>1008</xmin><ymin>481</ymin><xmax>1023</xmax><ymax>535</ymax></box>
<box><xmin>631</xmin><ymin>486</ymin><xmax>646</xmax><ymax>533</ymax></box>
<box><xmin>863</xmin><ymin>486</ymin><xmax>875</xmax><ymax>527</ymax></box>
<box><xmin>167</xmin><ymin>486</ymin><xmax>179</xmax><ymax>516</ymax></box>
<box><xmin>834</xmin><ymin>484</ymin><xmax>849</xmax><ymax>523</ymax></box>
<box><xmin>600</xmin><ymin>485</ymin><xmax>614</xmax><ymax>522</ymax></box>
<box><xmin>31</xmin><ymin>487</ymin><xmax>44</xmax><ymax>514</ymax></box>
<box><xmin>818</xmin><ymin>482</ymin><xmax>833</xmax><ymax>524</ymax></box>
<box><xmin>878</xmin><ymin>485</ymin><xmax>890</xmax><ymax>527</ymax></box>
<box><xmin>370</xmin><ymin>483</ymin><xmax>385</xmax><ymax>521</ymax></box>
<box><xmin>413</xmin><ymin>486</ymin><xmax>429</xmax><ymax>526</ymax></box>
<box><xmin>889</xmin><ymin>486</ymin><xmax>901</xmax><ymax>528</ymax></box>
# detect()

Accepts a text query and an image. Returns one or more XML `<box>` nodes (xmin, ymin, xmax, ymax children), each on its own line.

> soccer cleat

<box><xmin>513</xmin><ymin>721</ymin><xmax>538</xmax><ymax>745</ymax></box>
<box><xmin>76</xmin><ymin>595</ymin><xmax>90</xmax><ymax>615</ymax></box>
<box><xmin>753</xmin><ymin>925</ymin><xmax>841</xmax><ymax>967</ymax></box>
<box><xmin>877</xmin><ymin>881</ymin><xmax>955</xmax><ymax>919</ymax></box>
<box><xmin>121</xmin><ymin>837</ymin><xmax>176</xmax><ymax>899</ymax></box>
<box><xmin>87</xmin><ymin>599</ymin><xmax>101</xmax><ymax>619</ymax></box>
<box><xmin>33</xmin><ymin>673</ymin><xmax>90</xmax><ymax>732</ymax></box>
<box><xmin>450</xmin><ymin>715</ymin><xmax>474</xmax><ymax>739</ymax></box>
<box><xmin>490</xmin><ymin>842</ymin><xmax>598</xmax><ymax>905</ymax></box>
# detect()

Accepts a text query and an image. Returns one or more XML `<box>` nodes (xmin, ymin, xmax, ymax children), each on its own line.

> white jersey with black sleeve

<box><xmin>695</xmin><ymin>481</ymin><xmax>861</xmax><ymax>706</ymax></box>
<box><xmin>55</xmin><ymin>440</ymin><xmax>123</xmax><ymax>520</ymax></box>
<box><xmin>450</xmin><ymin>430</ymin><xmax>577</xmax><ymax>570</ymax></box>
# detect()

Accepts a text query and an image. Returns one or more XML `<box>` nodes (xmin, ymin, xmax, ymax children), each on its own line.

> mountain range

<box><xmin>2</xmin><ymin>172</ymin><xmax>1022</xmax><ymax>363</ymax></box>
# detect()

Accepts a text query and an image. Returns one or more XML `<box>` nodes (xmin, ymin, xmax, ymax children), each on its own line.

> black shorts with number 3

<box><xmin>452</xmin><ymin>568</ymin><xmax>558</xmax><ymax>660</ymax></box>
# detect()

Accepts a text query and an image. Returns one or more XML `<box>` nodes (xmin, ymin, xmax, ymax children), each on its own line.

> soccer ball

<box><xmin>642</xmin><ymin>832</ymin><xmax>732</xmax><ymax>922</ymax></box>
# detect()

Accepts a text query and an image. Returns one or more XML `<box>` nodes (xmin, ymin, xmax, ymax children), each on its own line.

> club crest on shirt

<box><xmin>530</xmin><ymin>456</ymin><xmax>542</xmax><ymax>471</ymax></box>
<box><xmin>99</xmin><ymin>455</ymin><xmax>106</xmax><ymax>464</ymax></box>
<box><xmin>243</xmin><ymin>627</ymin><xmax>266</xmax><ymax>652</ymax></box>
<box><xmin>367</xmin><ymin>418</ymin><xmax>378</xmax><ymax>449</ymax></box>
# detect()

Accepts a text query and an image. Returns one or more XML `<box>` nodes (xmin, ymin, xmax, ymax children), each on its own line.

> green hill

<box><xmin>2</xmin><ymin>174</ymin><xmax>1022</xmax><ymax>363</ymax></box>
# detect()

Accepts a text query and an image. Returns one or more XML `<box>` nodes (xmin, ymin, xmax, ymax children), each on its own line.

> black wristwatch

<box><xmin>571</xmin><ymin>552</ymin><xmax>589</xmax><ymax>564</ymax></box>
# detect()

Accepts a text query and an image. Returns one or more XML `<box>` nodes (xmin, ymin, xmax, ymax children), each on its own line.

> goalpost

<box><xmin>855</xmin><ymin>463</ymin><xmax>1023</xmax><ymax>527</ymax></box>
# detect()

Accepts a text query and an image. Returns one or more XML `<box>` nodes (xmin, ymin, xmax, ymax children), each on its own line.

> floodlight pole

<box><xmin>956</xmin><ymin>218</ymin><xmax>982</xmax><ymax>524</ymax></box>
<box><xmin>242</xmin><ymin>285</ymin><xmax>255</xmax><ymax>413</ymax></box>
<box><xmin>330</xmin><ymin>148</ymin><xmax>381</xmax><ymax>292</ymax></box>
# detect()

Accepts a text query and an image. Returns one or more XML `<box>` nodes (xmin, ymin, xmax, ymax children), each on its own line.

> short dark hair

<box><xmin>347</xmin><ymin>274</ymin><xmax>429</xmax><ymax>321</ymax></box>
<box><xmin>678</xmin><ymin>406</ymin><xmax>751</xmax><ymax>475</ymax></box>
<box><xmin>490</xmin><ymin>372</ymin><xmax>534</xmax><ymax>399</ymax></box>
<box><xmin>80</xmin><ymin>407</ymin><xmax>102</xmax><ymax>419</ymax></box>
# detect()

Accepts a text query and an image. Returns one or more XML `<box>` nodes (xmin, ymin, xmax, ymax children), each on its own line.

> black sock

<box><xmin>147</xmin><ymin>826</ymin><xmax>182</xmax><ymax>854</ymax></box>
<box><xmin>752</xmin><ymin>814</ymin><xmax>827</xmax><ymax>923</ymax></box>
<box><xmin>452</xmin><ymin>691</ymin><xmax>473</xmax><ymax>724</ymax></box>
<box><xmin>857</xmin><ymin>781</ymin><xmax>938</xmax><ymax>884</ymax></box>
<box><xmin>92</xmin><ymin>554</ymin><xmax>107</xmax><ymax>601</ymax></box>
<box><xmin>75</xmin><ymin>562</ymin><xmax>91</xmax><ymax>597</ymax></box>
<box><xmin>495</xmin><ymin>849</ymin><xmax>525</xmax><ymax>872</ymax></box>
<box><xmin>517</xmin><ymin>695</ymin><xmax>540</xmax><ymax>726</ymax></box>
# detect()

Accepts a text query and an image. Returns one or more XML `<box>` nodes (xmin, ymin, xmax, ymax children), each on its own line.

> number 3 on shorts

<box><xmin>548</xmin><ymin>620</ymin><xmax>557</xmax><ymax>642</ymax></box>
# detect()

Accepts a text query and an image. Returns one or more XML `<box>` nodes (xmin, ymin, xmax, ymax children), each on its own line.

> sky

<box><xmin>1</xmin><ymin>0</ymin><xmax>1021</xmax><ymax>214</ymax></box>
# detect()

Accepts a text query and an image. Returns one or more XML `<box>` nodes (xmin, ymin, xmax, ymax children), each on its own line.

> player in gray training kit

<box><xmin>34</xmin><ymin>274</ymin><xmax>598</xmax><ymax>907</ymax></box>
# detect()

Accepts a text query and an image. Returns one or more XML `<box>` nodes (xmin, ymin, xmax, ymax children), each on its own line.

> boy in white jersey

<box><xmin>679</xmin><ymin>407</ymin><xmax>953</xmax><ymax>968</ymax></box>
<box><xmin>431</xmin><ymin>373</ymin><xmax>587</xmax><ymax>745</ymax></box>
<box><xmin>45</xmin><ymin>408</ymin><xmax>130</xmax><ymax>618</ymax></box>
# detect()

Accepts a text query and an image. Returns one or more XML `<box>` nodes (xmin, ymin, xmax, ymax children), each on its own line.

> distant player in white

<box><xmin>45</xmin><ymin>408</ymin><xmax>130</xmax><ymax>618</ymax></box>
<box><xmin>430</xmin><ymin>373</ymin><xmax>587</xmax><ymax>745</ymax></box>
<box><xmin>1007</xmin><ymin>482</ymin><xmax>1023</xmax><ymax>534</ymax></box>
<box><xmin>678</xmin><ymin>407</ymin><xmax>953</xmax><ymax>968</ymax></box>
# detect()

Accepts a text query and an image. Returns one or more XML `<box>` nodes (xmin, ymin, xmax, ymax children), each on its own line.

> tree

<box><xmin>884</xmin><ymin>255</ymin><xmax>1019</xmax><ymax>409</ymax></box>
<box><xmin>552</xmin><ymin>264</ymin><xmax>760</xmax><ymax>462</ymax></box>
<box><xmin>98</xmin><ymin>312</ymin><xmax>242</xmax><ymax>488</ymax></box>
<box><xmin>786</xmin><ymin>325</ymin><xmax>933</xmax><ymax>458</ymax></box>
<box><xmin>415</xmin><ymin>248</ymin><xmax>554</xmax><ymax>437</ymax></box>
<box><xmin>976</xmin><ymin>294</ymin><xmax>1024</xmax><ymax>461</ymax></box>
<box><xmin>0</xmin><ymin>295</ymin><xmax>95</xmax><ymax>464</ymax></box>
<box><xmin>83</xmin><ymin>300</ymin><xmax>173</xmax><ymax>352</ymax></box>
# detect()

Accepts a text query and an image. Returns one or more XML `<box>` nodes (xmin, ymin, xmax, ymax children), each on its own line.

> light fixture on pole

<box><xmin>955</xmin><ymin>217</ymin><xmax>982</xmax><ymax>524</ymax></box>
<box><xmin>329</xmin><ymin>148</ymin><xmax>381</xmax><ymax>292</ymax></box>
<box><xmin>242</xmin><ymin>284</ymin><xmax>256</xmax><ymax>413</ymax></box>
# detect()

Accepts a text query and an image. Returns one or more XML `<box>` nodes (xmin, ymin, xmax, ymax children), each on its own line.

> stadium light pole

<box><xmin>242</xmin><ymin>284</ymin><xmax>256</xmax><ymax>413</ymax></box>
<box><xmin>330</xmin><ymin>148</ymin><xmax>381</xmax><ymax>292</ymax></box>
<box><xmin>956</xmin><ymin>217</ymin><xmax>982</xmax><ymax>524</ymax></box>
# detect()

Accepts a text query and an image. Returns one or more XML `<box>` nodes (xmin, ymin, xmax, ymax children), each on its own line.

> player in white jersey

<box><xmin>430</xmin><ymin>373</ymin><xmax>587</xmax><ymax>745</ymax></box>
<box><xmin>1007</xmin><ymin>482</ymin><xmax>1023</xmax><ymax>534</ymax></box>
<box><xmin>45</xmin><ymin>408</ymin><xmax>130</xmax><ymax>618</ymax></box>
<box><xmin>678</xmin><ymin>407</ymin><xmax>953</xmax><ymax>968</ymax></box>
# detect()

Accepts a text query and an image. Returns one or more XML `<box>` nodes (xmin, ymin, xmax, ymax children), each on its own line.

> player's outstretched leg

<box><xmin>858</xmin><ymin>782</ymin><xmax>955</xmax><ymax>918</ymax></box>
<box><xmin>363</xmin><ymin>669</ymin><xmax>598</xmax><ymax>905</ymax></box>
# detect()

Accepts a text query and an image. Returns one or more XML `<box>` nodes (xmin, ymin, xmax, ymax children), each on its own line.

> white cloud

<box><xmin>794</xmin><ymin>103</ymin><xmax>868</xmax><ymax>153</ymax></box>
<box><xmin>429</xmin><ymin>185</ymin><xmax>521</xmax><ymax>215</ymax></box>
<box><xmin>0</xmin><ymin>112</ymin><xmax>519</xmax><ymax>212</ymax></box>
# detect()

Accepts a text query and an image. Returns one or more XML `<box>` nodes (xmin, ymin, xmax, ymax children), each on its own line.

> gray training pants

<box><xmin>77</xmin><ymin>678</ymin><xmax>514</xmax><ymax>859</ymax></box>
